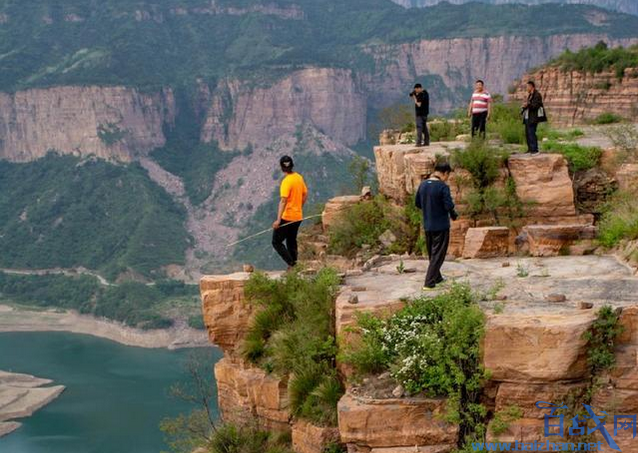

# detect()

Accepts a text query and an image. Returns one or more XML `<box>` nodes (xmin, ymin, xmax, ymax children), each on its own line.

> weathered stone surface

<box><xmin>511</xmin><ymin>66</ymin><xmax>638</xmax><ymax>126</ymax></box>
<box><xmin>338</xmin><ymin>393</ymin><xmax>458</xmax><ymax>448</ymax></box>
<box><xmin>404</xmin><ymin>152</ymin><xmax>436</xmax><ymax>195</ymax></box>
<box><xmin>202</xmin><ymin>68</ymin><xmax>366</xmax><ymax>149</ymax></box>
<box><xmin>508</xmin><ymin>154</ymin><xmax>576</xmax><ymax>218</ymax></box>
<box><xmin>0</xmin><ymin>86</ymin><xmax>175</xmax><ymax>162</ymax></box>
<box><xmin>200</xmin><ymin>273</ymin><xmax>253</xmax><ymax>356</ymax></box>
<box><xmin>486</xmin><ymin>418</ymin><xmax>545</xmax><ymax>443</ymax></box>
<box><xmin>449</xmin><ymin>218</ymin><xmax>472</xmax><ymax>258</ymax></box>
<box><xmin>484</xmin><ymin>313</ymin><xmax>595</xmax><ymax>382</ymax></box>
<box><xmin>523</xmin><ymin>224</ymin><xmax>595</xmax><ymax>257</ymax></box>
<box><xmin>574</xmin><ymin>168</ymin><xmax>617</xmax><ymax>214</ymax></box>
<box><xmin>616</xmin><ymin>163</ymin><xmax>638</xmax><ymax>192</ymax></box>
<box><xmin>292</xmin><ymin>420</ymin><xmax>341</xmax><ymax>453</ymax></box>
<box><xmin>214</xmin><ymin>358</ymin><xmax>290</xmax><ymax>431</ymax></box>
<box><xmin>374</xmin><ymin>145</ymin><xmax>423</xmax><ymax>202</ymax></box>
<box><xmin>322</xmin><ymin>196</ymin><xmax>362</xmax><ymax>232</ymax></box>
<box><xmin>348</xmin><ymin>446</ymin><xmax>455</xmax><ymax>453</ymax></box>
<box><xmin>495</xmin><ymin>382</ymin><xmax>588</xmax><ymax>418</ymax></box>
<box><xmin>463</xmin><ymin>227</ymin><xmax>510</xmax><ymax>259</ymax></box>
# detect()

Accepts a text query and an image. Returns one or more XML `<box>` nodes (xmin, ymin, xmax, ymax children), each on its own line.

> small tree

<box><xmin>348</xmin><ymin>155</ymin><xmax>371</xmax><ymax>193</ymax></box>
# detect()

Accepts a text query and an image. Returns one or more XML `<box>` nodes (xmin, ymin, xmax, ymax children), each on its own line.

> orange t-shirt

<box><xmin>280</xmin><ymin>172</ymin><xmax>308</xmax><ymax>222</ymax></box>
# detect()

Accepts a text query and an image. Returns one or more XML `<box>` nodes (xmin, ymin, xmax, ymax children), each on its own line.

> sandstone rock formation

<box><xmin>523</xmin><ymin>224</ymin><xmax>597</xmax><ymax>256</ymax></box>
<box><xmin>0</xmin><ymin>86</ymin><xmax>174</xmax><ymax>162</ymax></box>
<box><xmin>201</xmin><ymin>68</ymin><xmax>366</xmax><ymax>150</ymax></box>
<box><xmin>322</xmin><ymin>196</ymin><xmax>363</xmax><ymax>232</ymax></box>
<box><xmin>0</xmin><ymin>371</ymin><xmax>65</xmax><ymax>438</ymax></box>
<box><xmin>511</xmin><ymin>66</ymin><xmax>638</xmax><ymax>126</ymax></box>
<box><xmin>338</xmin><ymin>393</ymin><xmax>458</xmax><ymax>450</ymax></box>
<box><xmin>292</xmin><ymin>420</ymin><xmax>340</xmax><ymax>453</ymax></box>
<box><xmin>463</xmin><ymin>227</ymin><xmax>510</xmax><ymax>259</ymax></box>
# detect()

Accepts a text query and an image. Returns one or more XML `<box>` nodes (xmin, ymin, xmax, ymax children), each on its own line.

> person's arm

<box><xmin>414</xmin><ymin>94</ymin><xmax>422</xmax><ymax>108</ymax></box>
<box><xmin>273</xmin><ymin>197</ymin><xmax>287</xmax><ymax>229</ymax></box>
<box><xmin>415</xmin><ymin>186</ymin><xmax>422</xmax><ymax>210</ymax></box>
<box><xmin>302</xmin><ymin>182</ymin><xmax>308</xmax><ymax>205</ymax></box>
<box><xmin>424</xmin><ymin>91</ymin><xmax>429</xmax><ymax>115</ymax></box>
<box><xmin>467</xmin><ymin>97</ymin><xmax>473</xmax><ymax>117</ymax></box>
<box><xmin>443</xmin><ymin>185</ymin><xmax>458</xmax><ymax>220</ymax></box>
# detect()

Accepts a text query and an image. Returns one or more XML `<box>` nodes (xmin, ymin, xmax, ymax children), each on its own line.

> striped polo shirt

<box><xmin>471</xmin><ymin>91</ymin><xmax>491</xmax><ymax>114</ymax></box>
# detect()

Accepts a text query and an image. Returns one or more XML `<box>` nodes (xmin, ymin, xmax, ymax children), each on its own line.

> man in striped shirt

<box><xmin>467</xmin><ymin>80</ymin><xmax>492</xmax><ymax>139</ymax></box>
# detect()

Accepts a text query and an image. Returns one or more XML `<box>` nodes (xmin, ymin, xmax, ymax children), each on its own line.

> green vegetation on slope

<box><xmin>551</xmin><ymin>41</ymin><xmax>638</xmax><ymax>79</ymax></box>
<box><xmin>0</xmin><ymin>272</ymin><xmax>199</xmax><ymax>329</ymax></box>
<box><xmin>243</xmin><ymin>269</ymin><xmax>344</xmax><ymax>426</ymax></box>
<box><xmin>0</xmin><ymin>153</ymin><xmax>190</xmax><ymax>280</ymax></box>
<box><xmin>0</xmin><ymin>2</ymin><xmax>636</xmax><ymax>91</ymax></box>
<box><xmin>598</xmin><ymin>191</ymin><xmax>638</xmax><ymax>247</ymax></box>
<box><xmin>342</xmin><ymin>284</ymin><xmax>488</xmax><ymax>449</ymax></box>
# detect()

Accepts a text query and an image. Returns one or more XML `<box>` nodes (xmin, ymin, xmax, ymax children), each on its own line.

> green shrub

<box><xmin>598</xmin><ymin>192</ymin><xmax>638</xmax><ymax>247</ymax></box>
<box><xmin>552</xmin><ymin>42</ymin><xmax>638</xmax><ymax>80</ymax></box>
<box><xmin>188</xmin><ymin>315</ymin><xmax>206</xmax><ymax>330</ymax></box>
<box><xmin>342</xmin><ymin>284</ymin><xmax>488</xmax><ymax>447</ymax></box>
<box><xmin>604</xmin><ymin>124</ymin><xmax>638</xmax><ymax>162</ymax></box>
<box><xmin>541</xmin><ymin>141</ymin><xmax>602</xmax><ymax>172</ymax></box>
<box><xmin>243</xmin><ymin>269</ymin><xmax>343</xmax><ymax>426</ymax></box>
<box><xmin>582</xmin><ymin>306</ymin><xmax>624</xmax><ymax>374</ymax></box>
<box><xmin>429</xmin><ymin>117</ymin><xmax>469</xmax><ymax>142</ymax></box>
<box><xmin>207</xmin><ymin>423</ymin><xmax>293</xmax><ymax>453</ymax></box>
<box><xmin>490</xmin><ymin>102</ymin><xmax>525</xmax><ymax>145</ymax></box>
<box><xmin>594</xmin><ymin>112</ymin><xmax>623</xmax><ymax>125</ymax></box>
<box><xmin>490</xmin><ymin>406</ymin><xmax>523</xmax><ymax>436</ymax></box>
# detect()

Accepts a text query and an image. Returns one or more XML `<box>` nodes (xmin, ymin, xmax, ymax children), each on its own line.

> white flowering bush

<box><xmin>342</xmin><ymin>283</ymin><xmax>489</xmax><ymax>447</ymax></box>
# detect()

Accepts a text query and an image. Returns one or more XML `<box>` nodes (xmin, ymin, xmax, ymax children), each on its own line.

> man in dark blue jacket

<box><xmin>415</xmin><ymin>162</ymin><xmax>458</xmax><ymax>289</ymax></box>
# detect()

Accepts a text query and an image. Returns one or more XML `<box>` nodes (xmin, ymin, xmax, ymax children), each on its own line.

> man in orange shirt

<box><xmin>272</xmin><ymin>155</ymin><xmax>308</xmax><ymax>269</ymax></box>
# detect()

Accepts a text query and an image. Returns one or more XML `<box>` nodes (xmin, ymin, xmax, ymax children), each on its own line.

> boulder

<box><xmin>483</xmin><ymin>313</ymin><xmax>596</xmax><ymax>382</ymax></box>
<box><xmin>322</xmin><ymin>196</ymin><xmax>362</xmax><ymax>232</ymax></box>
<box><xmin>200</xmin><ymin>273</ymin><xmax>254</xmax><ymax>356</ymax></box>
<box><xmin>616</xmin><ymin>163</ymin><xmax>638</xmax><ymax>192</ymax></box>
<box><xmin>338</xmin><ymin>393</ymin><xmax>458</xmax><ymax>448</ymax></box>
<box><xmin>449</xmin><ymin>217</ymin><xmax>472</xmax><ymax>258</ymax></box>
<box><xmin>292</xmin><ymin>420</ymin><xmax>341</xmax><ymax>453</ymax></box>
<box><xmin>523</xmin><ymin>224</ymin><xmax>595</xmax><ymax>257</ymax></box>
<box><xmin>508</xmin><ymin>154</ymin><xmax>576</xmax><ymax>218</ymax></box>
<box><xmin>214</xmin><ymin>358</ymin><xmax>290</xmax><ymax>432</ymax></box>
<box><xmin>374</xmin><ymin>145</ymin><xmax>422</xmax><ymax>202</ymax></box>
<box><xmin>462</xmin><ymin>227</ymin><xmax>510</xmax><ymax>259</ymax></box>
<box><xmin>404</xmin><ymin>153</ymin><xmax>436</xmax><ymax>195</ymax></box>
<box><xmin>349</xmin><ymin>446</ymin><xmax>456</xmax><ymax>453</ymax></box>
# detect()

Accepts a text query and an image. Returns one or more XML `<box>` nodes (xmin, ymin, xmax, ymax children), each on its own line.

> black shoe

<box><xmin>529</xmin><ymin>150</ymin><xmax>540</xmax><ymax>155</ymax></box>
<box><xmin>415</xmin><ymin>143</ymin><xmax>423</xmax><ymax>147</ymax></box>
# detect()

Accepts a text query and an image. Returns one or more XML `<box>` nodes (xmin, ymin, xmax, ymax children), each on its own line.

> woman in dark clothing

<box><xmin>521</xmin><ymin>81</ymin><xmax>546</xmax><ymax>154</ymax></box>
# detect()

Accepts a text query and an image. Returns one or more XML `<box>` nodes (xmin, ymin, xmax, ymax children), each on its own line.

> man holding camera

<box><xmin>410</xmin><ymin>83</ymin><xmax>430</xmax><ymax>147</ymax></box>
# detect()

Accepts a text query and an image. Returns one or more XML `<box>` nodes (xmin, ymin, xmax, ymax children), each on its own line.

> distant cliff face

<box><xmin>511</xmin><ymin>66</ymin><xmax>638</xmax><ymax>126</ymax></box>
<box><xmin>390</xmin><ymin>0</ymin><xmax>638</xmax><ymax>16</ymax></box>
<box><xmin>0</xmin><ymin>87</ymin><xmax>175</xmax><ymax>162</ymax></box>
<box><xmin>361</xmin><ymin>34</ymin><xmax>638</xmax><ymax>113</ymax></box>
<box><xmin>200</xmin><ymin>68</ymin><xmax>367</xmax><ymax>150</ymax></box>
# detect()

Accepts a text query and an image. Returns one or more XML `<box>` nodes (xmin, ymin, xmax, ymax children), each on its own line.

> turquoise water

<box><xmin>0</xmin><ymin>332</ymin><xmax>221</xmax><ymax>453</ymax></box>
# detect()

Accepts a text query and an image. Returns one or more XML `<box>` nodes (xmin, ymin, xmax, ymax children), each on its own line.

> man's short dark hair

<box><xmin>476</xmin><ymin>79</ymin><xmax>484</xmax><ymax>85</ymax></box>
<box><xmin>435</xmin><ymin>162</ymin><xmax>453</xmax><ymax>174</ymax></box>
<box><xmin>414</xmin><ymin>83</ymin><xmax>422</xmax><ymax>89</ymax></box>
<box><xmin>280</xmin><ymin>155</ymin><xmax>294</xmax><ymax>172</ymax></box>
<box><xmin>527</xmin><ymin>80</ymin><xmax>536</xmax><ymax>88</ymax></box>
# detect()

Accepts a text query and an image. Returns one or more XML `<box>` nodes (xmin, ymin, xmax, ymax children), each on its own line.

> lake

<box><xmin>0</xmin><ymin>332</ymin><xmax>221</xmax><ymax>453</ymax></box>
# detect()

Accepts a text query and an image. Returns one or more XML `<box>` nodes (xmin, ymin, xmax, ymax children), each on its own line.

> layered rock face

<box><xmin>362</xmin><ymin>35</ymin><xmax>638</xmax><ymax>112</ymax></box>
<box><xmin>0</xmin><ymin>86</ymin><xmax>175</xmax><ymax>162</ymax></box>
<box><xmin>201</xmin><ymin>68</ymin><xmax>367</xmax><ymax>150</ymax></box>
<box><xmin>372</xmin><ymin>144</ymin><xmax>591</xmax><ymax>257</ymax></box>
<box><xmin>511</xmin><ymin>66</ymin><xmax>638</xmax><ymax>126</ymax></box>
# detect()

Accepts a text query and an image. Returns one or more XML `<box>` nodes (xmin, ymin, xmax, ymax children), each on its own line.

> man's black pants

<box><xmin>424</xmin><ymin>229</ymin><xmax>450</xmax><ymax>288</ymax></box>
<box><xmin>416</xmin><ymin>115</ymin><xmax>430</xmax><ymax>146</ymax></box>
<box><xmin>525</xmin><ymin>120</ymin><xmax>539</xmax><ymax>153</ymax></box>
<box><xmin>272</xmin><ymin>220</ymin><xmax>302</xmax><ymax>267</ymax></box>
<box><xmin>471</xmin><ymin>112</ymin><xmax>488</xmax><ymax>139</ymax></box>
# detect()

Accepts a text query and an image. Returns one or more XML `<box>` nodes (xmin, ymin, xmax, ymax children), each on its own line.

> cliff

<box><xmin>511</xmin><ymin>66</ymin><xmax>638</xmax><ymax>126</ymax></box>
<box><xmin>362</xmin><ymin>34</ymin><xmax>638</xmax><ymax>112</ymax></box>
<box><xmin>200</xmin><ymin>68</ymin><xmax>366</xmax><ymax>150</ymax></box>
<box><xmin>0</xmin><ymin>86</ymin><xmax>175</xmax><ymax>162</ymax></box>
<box><xmin>390</xmin><ymin>0</ymin><xmax>638</xmax><ymax>16</ymax></box>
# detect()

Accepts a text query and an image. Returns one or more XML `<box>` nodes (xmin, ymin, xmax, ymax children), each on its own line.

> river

<box><xmin>0</xmin><ymin>332</ymin><xmax>222</xmax><ymax>453</ymax></box>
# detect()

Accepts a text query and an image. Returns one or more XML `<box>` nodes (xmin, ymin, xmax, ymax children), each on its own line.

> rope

<box><xmin>226</xmin><ymin>214</ymin><xmax>323</xmax><ymax>247</ymax></box>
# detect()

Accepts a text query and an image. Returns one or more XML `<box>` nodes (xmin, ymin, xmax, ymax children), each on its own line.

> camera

<box><xmin>409</xmin><ymin>91</ymin><xmax>416</xmax><ymax>97</ymax></box>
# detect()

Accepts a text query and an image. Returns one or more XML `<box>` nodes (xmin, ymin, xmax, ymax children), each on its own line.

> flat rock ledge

<box><xmin>0</xmin><ymin>370</ymin><xmax>65</xmax><ymax>437</ymax></box>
